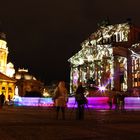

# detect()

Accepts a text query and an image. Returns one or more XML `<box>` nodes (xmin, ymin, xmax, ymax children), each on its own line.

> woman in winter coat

<box><xmin>53</xmin><ymin>81</ymin><xmax>68</xmax><ymax>120</ymax></box>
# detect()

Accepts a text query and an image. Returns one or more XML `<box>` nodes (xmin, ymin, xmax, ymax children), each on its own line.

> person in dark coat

<box><xmin>118</xmin><ymin>92</ymin><xmax>125</xmax><ymax>110</ymax></box>
<box><xmin>0</xmin><ymin>93</ymin><xmax>5</xmax><ymax>108</ymax></box>
<box><xmin>113</xmin><ymin>92</ymin><xmax>119</xmax><ymax>110</ymax></box>
<box><xmin>107</xmin><ymin>95</ymin><xmax>113</xmax><ymax>110</ymax></box>
<box><xmin>75</xmin><ymin>82</ymin><xmax>87</xmax><ymax>120</ymax></box>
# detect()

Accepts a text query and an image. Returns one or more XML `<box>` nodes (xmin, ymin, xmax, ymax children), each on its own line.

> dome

<box><xmin>7</xmin><ymin>62</ymin><xmax>14</xmax><ymax>68</ymax></box>
<box><xmin>6</xmin><ymin>62</ymin><xmax>15</xmax><ymax>77</ymax></box>
<box><xmin>14</xmin><ymin>68</ymin><xmax>36</xmax><ymax>80</ymax></box>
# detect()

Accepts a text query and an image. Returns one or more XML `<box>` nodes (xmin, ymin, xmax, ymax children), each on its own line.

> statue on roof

<box><xmin>0</xmin><ymin>21</ymin><xmax>6</xmax><ymax>40</ymax></box>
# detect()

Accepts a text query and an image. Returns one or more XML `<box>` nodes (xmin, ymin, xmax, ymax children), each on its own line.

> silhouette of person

<box><xmin>107</xmin><ymin>95</ymin><xmax>113</xmax><ymax>110</ymax></box>
<box><xmin>118</xmin><ymin>92</ymin><xmax>125</xmax><ymax>110</ymax></box>
<box><xmin>0</xmin><ymin>93</ymin><xmax>5</xmax><ymax>108</ymax></box>
<box><xmin>75</xmin><ymin>82</ymin><xmax>87</xmax><ymax>120</ymax></box>
<box><xmin>53</xmin><ymin>81</ymin><xmax>68</xmax><ymax>120</ymax></box>
<box><xmin>113</xmin><ymin>92</ymin><xmax>120</xmax><ymax>110</ymax></box>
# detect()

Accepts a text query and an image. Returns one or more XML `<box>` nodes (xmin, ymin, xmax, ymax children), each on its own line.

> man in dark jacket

<box><xmin>75</xmin><ymin>83</ymin><xmax>87</xmax><ymax>120</ymax></box>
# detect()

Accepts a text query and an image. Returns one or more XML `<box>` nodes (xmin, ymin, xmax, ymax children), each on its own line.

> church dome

<box><xmin>7</xmin><ymin>62</ymin><xmax>14</xmax><ymax>68</ymax></box>
<box><xmin>14</xmin><ymin>68</ymin><xmax>36</xmax><ymax>80</ymax></box>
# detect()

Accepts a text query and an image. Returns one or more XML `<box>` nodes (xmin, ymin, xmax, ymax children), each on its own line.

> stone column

<box><xmin>127</xmin><ymin>52</ymin><xmax>132</xmax><ymax>91</ymax></box>
<box><xmin>113</xmin><ymin>55</ymin><xmax>120</xmax><ymax>91</ymax></box>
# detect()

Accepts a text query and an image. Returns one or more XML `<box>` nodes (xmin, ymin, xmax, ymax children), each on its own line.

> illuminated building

<box><xmin>0</xmin><ymin>32</ymin><xmax>16</xmax><ymax>100</ymax></box>
<box><xmin>0</xmin><ymin>29</ymin><xmax>43</xmax><ymax>100</ymax></box>
<box><xmin>68</xmin><ymin>20</ymin><xmax>140</xmax><ymax>95</ymax></box>
<box><xmin>14</xmin><ymin>68</ymin><xmax>44</xmax><ymax>97</ymax></box>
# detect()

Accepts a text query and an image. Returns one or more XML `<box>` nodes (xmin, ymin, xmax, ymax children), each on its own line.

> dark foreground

<box><xmin>0</xmin><ymin>106</ymin><xmax>140</xmax><ymax>140</ymax></box>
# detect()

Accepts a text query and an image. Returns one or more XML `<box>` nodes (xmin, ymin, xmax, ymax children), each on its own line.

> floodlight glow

<box><xmin>98</xmin><ymin>86</ymin><xmax>106</xmax><ymax>91</ymax></box>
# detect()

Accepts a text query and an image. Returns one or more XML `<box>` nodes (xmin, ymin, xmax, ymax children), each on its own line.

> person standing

<box><xmin>0</xmin><ymin>93</ymin><xmax>5</xmax><ymax>108</ymax></box>
<box><xmin>53</xmin><ymin>81</ymin><xmax>68</xmax><ymax>120</ymax></box>
<box><xmin>75</xmin><ymin>82</ymin><xmax>87</xmax><ymax>120</ymax></box>
<box><xmin>107</xmin><ymin>95</ymin><xmax>113</xmax><ymax>110</ymax></box>
<box><xmin>113</xmin><ymin>92</ymin><xmax>120</xmax><ymax>110</ymax></box>
<box><xmin>119</xmin><ymin>92</ymin><xmax>125</xmax><ymax>110</ymax></box>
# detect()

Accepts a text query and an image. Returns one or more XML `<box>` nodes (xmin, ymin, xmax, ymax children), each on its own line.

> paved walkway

<box><xmin>0</xmin><ymin>106</ymin><xmax>140</xmax><ymax>140</ymax></box>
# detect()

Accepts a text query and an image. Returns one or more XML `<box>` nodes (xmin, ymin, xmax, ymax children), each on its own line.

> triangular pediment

<box><xmin>0</xmin><ymin>72</ymin><xmax>16</xmax><ymax>82</ymax></box>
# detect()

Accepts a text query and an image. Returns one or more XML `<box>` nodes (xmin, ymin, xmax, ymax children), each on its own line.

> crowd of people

<box><xmin>0</xmin><ymin>80</ymin><xmax>127</xmax><ymax>120</ymax></box>
<box><xmin>107</xmin><ymin>90</ymin><xmax>126</xmax><ymax>110</ymax></box>
<box><xmin>52</xmin><ymin>81</ymin><xmax>128</xmax><ymax>120</ymax></box>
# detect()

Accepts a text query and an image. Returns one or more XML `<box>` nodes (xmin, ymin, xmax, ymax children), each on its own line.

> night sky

<box><xmin>0</xmin><ymin>0</ymin><xmax>140</xmax><ymax>84</ymax></box>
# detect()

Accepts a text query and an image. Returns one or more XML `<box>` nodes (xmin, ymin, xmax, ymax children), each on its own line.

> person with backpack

<box><xmin>75</xmin><ymin>82</ymin><xmax>87</xmax><ymax>120</ymax></box>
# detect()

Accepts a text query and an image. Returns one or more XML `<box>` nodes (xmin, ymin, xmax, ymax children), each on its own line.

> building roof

<box><xmin>0</xmin><ymin>72</ymin><xmax>16</xmax><ymax>83</ymax></box>
<box><xmin>68</xmin><ymin>21</ymin><xmax>140</xmax><ymax>66</ymax></box>
<box><xmin>14</xmin><ymin>69</ymin><xmax>37</xmax><ymax>80</ymax></box>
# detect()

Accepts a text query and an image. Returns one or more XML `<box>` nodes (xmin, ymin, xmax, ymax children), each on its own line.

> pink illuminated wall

<box><xmin>13</xmin><ymin>97</ymin><xmax>140</xmax><ymax>110</ymax></box>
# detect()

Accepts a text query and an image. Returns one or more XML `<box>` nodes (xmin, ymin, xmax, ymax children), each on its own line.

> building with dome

<box><xmin>14</xmin><ymin>68</ymin><xmax>44</xmax><ymax>97</ymax></box>
<box><xmin>68</xmin><ymin>20</ymin><xmax>140</xmax><ymax>96</ymax></box>
<box><xmin>0</xmin><ymin>29</ymin><xmax>44</xmax><ymax>100</ymax></box>
<box><xmin>0</xmin><ymin>32</ymin><xmax>16</xmax><ymax>100</ymax></box>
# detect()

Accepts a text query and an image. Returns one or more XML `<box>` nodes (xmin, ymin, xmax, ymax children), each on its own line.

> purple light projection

<box><xmin>14</xmin><ymin>97</ymin><xmax>110</xmax><ymax>109</ymax></box>
<box><xmin>14</xmin><ymin>97</ymin><xmax>54</xmax><ymax>107</ymax></box>
<box><xmin>125</xmin><ymin>97</ymin><xmax>140</xmax><ymax>110</ymax></box>
<box><xmin>13</xmin><ymin>97</ymin><xmax>140</xmax><ymax>110</ymax></box>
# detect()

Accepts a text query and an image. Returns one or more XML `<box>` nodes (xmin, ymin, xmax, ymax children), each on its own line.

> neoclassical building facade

<box><xmin>0</xmin><ymin>32</ymin><xmax>16</xmax><ymax>100</ymax></box>
<box><xmin>0</xmin><ymin>30</ymin><xmax>44</xmax><ymax>100</ymax></box>
<box><xmin>68</xmin><ymin>21</ymin><xmax>140</xmax><ymax>95</ymax></box>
